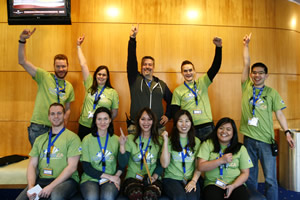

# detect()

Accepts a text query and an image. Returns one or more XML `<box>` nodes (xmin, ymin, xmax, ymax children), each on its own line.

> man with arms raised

<box><xmin>18</xmin><ymin>28</ymin><xmax>75</xmax><ymax>145</ymax></box>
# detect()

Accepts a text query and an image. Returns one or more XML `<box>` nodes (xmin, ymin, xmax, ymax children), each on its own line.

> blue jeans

<box><xmin>244</xmin><ymin>136</ymin><xmax>278</xmax><ymax>200</ymax></box>
<box><xmin>194</xmin><ymin>123</ymin><xmax>214</xmax><ymax>141</ymax></box>
<box><xmin>16</xmin><ymin>178</ymin><xmax>78</xmax><ymax>200</ymax></box>
<box><xmin>28</xmin><ymin>123</ymin><xmax>51</xmax><ymax>146</ymax></box>
<box><xmin>80</xmin><ymin>181</ymin><xmax>119</xmax><ymax>200</ymax></box>
<box><xmin>163</xmin><ymin>178</ymin><xmax>200</xmax><ymax>200</ymax></box>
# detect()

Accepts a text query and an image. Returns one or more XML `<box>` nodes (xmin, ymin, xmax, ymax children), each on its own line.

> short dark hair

<box><xmin>170</xmin><ymin>110</ymin><xmax>196</xmax><ymax>152</ymax></box>
<box><xmin>54</xmin><ymin>54</ymin><xmax>69</xmax><ymax>66</ymax></box>
<box><xmin>181</xmin><ymin>60</ymin><xmax>195</xmax><ymax>72</ymax></box>
<box><xmin>48</xmin><ymin>103</ymin><xmax>65</xmax><ymax>115</ymax></box>
<box><xmin>251</xmin><ymin>62</ymin><xmax>268</xmax><ymax>74</ymax></box>
<box><xmin>207</xmin><ymin>117</ymin><xmax>242</xmax><ymax>155</ymax></box>
<box><xmin>89</xmin><ymin>65</ymin><xmax>113</xmax><ymax>95</ymax></box>
<box><xmin>90</xmin><ymin>107</ymin><xmax>114</xmax><ymax>137</ymax></box>
<box><xmin>141</xmin><ymin>56</ymin><xmax>155</xmax><ymax>67</ymax></box>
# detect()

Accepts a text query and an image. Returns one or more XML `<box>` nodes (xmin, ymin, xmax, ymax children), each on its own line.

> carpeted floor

<box><xmin>1</xmin><ymin>183</ymin><xmax>300</xmax><ymax>200</ymax></box>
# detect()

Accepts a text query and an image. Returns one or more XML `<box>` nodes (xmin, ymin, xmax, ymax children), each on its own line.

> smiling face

<box><xmin>250</xmin><ymin>66</ymin><xmax>268</xmax><ymax>88</ymax></box>
<box><xmin>176</xmin><ymin>114</ymin><xmax>191</xmax><ymax>136</ymax></box>
<box><xmin>54</xmin><ymin>59</ymin><xmax>68</xmax><ymax>79</ymax></box>
<box><xmin>96</xmin><ymin>69</ymin><xmax>108</xmax><ymax>86</ymax></box>
<box><xmin>217</xmin><ymin>122</ymin><xmax>233</xmax><ymax>146</ymax></box>
<box><xmin>181</xmin><ymin>64</ymin><xmax>195</xmax><ymax>83</ymax></box>
<box><xmin>139</xmin><ymin>111</ymin><xmax>153</xmax><ymax>134</ymax></box>
<box><xmin>48</xmin><ymin>105</ymin><xmax>65</xmax><ymax>127</ymax></box>
<box><xmin>95</xmin><ymin>112</ymin><xmax>111</xmax><ymax>132</ymax></box>
<box><xmin>141</xmin><ymin>58</ymin><xmax>154</xmax><ymax>79</ymax></box>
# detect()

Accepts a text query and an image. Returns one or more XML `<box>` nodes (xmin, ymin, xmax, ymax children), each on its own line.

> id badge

<box><xmin>215</xmin><ymin>178</ymin><xmax>227</xmax><ymax>189</ymax></box>
<box><xmin>135</xmin><ymin>173</ymin><xmax>144</xmax><ymax>181</ymax></box>
<box><xmin>248</xmin><ymin>117</ymin><xmax>258</xmax><ymax>127</ymax></box>
<box><xmin>193</xmin><ymin>110</ymin><xmax>202</xmax><ymax>114</ymax></box>
<box><xmin>88</xmin><ymin>111</ymin><xmax>94</xmax><ymax>119</ymax></box>
<box><xmin>99</xmin><ymin>178</ymin><xmax>109</xmax><ymax>185</ymax></box>
<box><xmin>43</xmin><ymin>168</ymin><xmax>53</xmax><ymax>176</ymax></box>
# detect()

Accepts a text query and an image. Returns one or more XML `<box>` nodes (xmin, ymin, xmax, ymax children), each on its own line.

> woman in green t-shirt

<box><xmin>77</xmin><ymin>35</ymin><xmax>119</xmax><ymax>140</ymax></box>
<box><xmin>119</xmin><ymin>107</ymin><xmax>163</xmax><ymax>199</ymax></box>
<box><xmin>80</xmin><ymin>107</ymin><xmax>122</xmax><ymax>200</ymax></box>
<box><xmin>198</xmin><ymin>117</ymin><xmax>253</xmax><ymax>200</ymax></box>
<box><xmin>160</xmin><ymin>110</ymin><xmax>201</xmax><ymax>200</ymax></box>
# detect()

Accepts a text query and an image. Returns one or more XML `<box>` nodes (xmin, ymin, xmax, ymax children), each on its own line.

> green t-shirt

<box><xmin>199</xmin><ymin>140</ymin><xmax>253</xmax><ymax>187</ymax></box>
<box><xmin>125</xmin><ymin>134</ymin><xmax>162</xmax><ymax>179</ymax></box>
<box><xmin>80</xmin><ymin>133</ymin><xmax>120</xmax><ymax>183</ymax></box>
<box><xmin>31</xmin><ymin>68</ymin><xmax>75</xmax><ymax>126</ymax></box>
<box><xmin>172</xmin><ymin>74</ymin><xmax>212</xmax><ymax>126</ymax></box>
<box><xmin>240</xmin><ymin>78</ymin><xmax>286</xmax><ymax>144</ymax></box>
<box><xmin>79</xmin><ymin>75</ymin><xmax>119</xmax><ymax>128</ymax></box>
<box><xmin>164</xmin><ymin>137</ymin><xmax>201</xmax><ymax>180</ymax></box>
<box><xmin>30</xmin><ymin>129</ymin><xmax>82</xmax><ymax>182</ymax></box>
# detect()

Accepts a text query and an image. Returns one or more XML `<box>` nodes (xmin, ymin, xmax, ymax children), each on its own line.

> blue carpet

<box><xmin>257</xmin><ymin>183</ymin><xmax>300</xmax><ymax>200</ymax></box>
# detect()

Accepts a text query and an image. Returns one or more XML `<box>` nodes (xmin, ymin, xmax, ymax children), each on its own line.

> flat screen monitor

<box><xmin>7</xmin><ymin>0</ymin><xmax>71</xmax><ymax>25</ymax></box>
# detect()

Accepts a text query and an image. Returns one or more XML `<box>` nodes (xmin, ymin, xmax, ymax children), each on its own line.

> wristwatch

<box><xmin>284</xmin><ymin>130</ymin><xmax>292</xmax><ymax>135</ymax></box>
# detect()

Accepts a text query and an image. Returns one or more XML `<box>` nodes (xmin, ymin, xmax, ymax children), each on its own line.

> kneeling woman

<box><xmin>119</xmin><ymin>107</ymin><xmax>163</xmax><ymax>199</ymax></box>
<box><xmin>80</xmin><ymin>107</ymin><xmax>122</xmax><ymax>200</ymax></box>
<box><xmin>198</xmin><ymin>117</ymin><xmax>253</xmax><ymax>200</ymax></box>
<box><xmin>160</xmin><ymin>110</ymin><xmax>201</xmax><ymax>200</ymax></box>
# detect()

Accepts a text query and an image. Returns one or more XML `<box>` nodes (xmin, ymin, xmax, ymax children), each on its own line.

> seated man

<box><xmin>16</xmin><ymin>103</ymin><xmax>82</xmax><ymax>200</ymax></box>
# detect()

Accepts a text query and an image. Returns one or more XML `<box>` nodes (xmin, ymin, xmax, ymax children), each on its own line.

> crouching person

<box><xmin>17</xmin><ymin>103</ymin><xmax>82</xmax><ymax>200</ymax></box>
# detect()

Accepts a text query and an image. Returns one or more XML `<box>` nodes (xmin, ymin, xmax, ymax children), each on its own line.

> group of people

<box><xmin>15</xmin><ymin>25</ymin><xmax>295</xmax><ymax>200</ymax></box>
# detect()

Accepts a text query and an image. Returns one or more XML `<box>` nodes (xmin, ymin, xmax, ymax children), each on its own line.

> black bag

<box><xmin>0</xmin><ymin>155</ymin><xmax>28</xmax><ymax>166</ymax></box>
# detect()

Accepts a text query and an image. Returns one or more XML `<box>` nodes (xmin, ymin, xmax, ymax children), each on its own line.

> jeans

<box><xmin>28</xmin><ymin>123</ymin><xmax>51</xmax><ymax>146</ymax></box>
<box><xmin>244</xmin><ymin>136</ymin><xmax>278</xmax><ymax>200</ymax></box>
<box><xmin>162</xmin><ymin>178</ymin><xmax>200</xmax><ymax>200</ymax></box>
<box><xmin>16</xmin><ymin>178</ymin><xmax>78</xmax><ymax>200</ymax></box>
<box><xmin>80</xmin><ymin>181</ymin><xmax>119</xmax><ymax>200</ymax></box>
<box><xmin>194</xmin><ymin>124</ymin><xmax>214</xmax><ymax>141</ymax></box>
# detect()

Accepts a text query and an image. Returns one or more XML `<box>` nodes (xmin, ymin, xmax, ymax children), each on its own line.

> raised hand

<box><xmin>243</xmin><ymin>33</ymin><xmax>251</xmax><ymax>46</ymax></box>
<box><xmin>20</xmin><ymin>28</ymin><xmax>36</xmax><ymax>41</ymax></box>
<box><xmin>161</xmin><ymin>131</ymin><xmax>168</xmax><ymax>142</ymax></box>
<box><xmin>119</xmin><ymin>127</ymin><xmax>127</xmax><ymax>146</ymax></box>
<box><xmin>213</xmin><ymin>37</ymin><xmax>222</xmax><ymax>47</ymax></box>
<box><xmin>130</xmin><ymin>24</ymin><xmax>139</xmax><ymax>38</ymax></box>
<box><xmin>77</xmin><ymin>34</ymin><xmax>85</xmax><ymax>46</ymax></box>
<box><xmin>221</xmin><ymin>153</ymin><xmax>233</xmax><ymax>164</ymax></box>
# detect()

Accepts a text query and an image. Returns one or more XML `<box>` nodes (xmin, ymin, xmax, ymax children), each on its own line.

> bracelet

<box><xmin>284</xmin><ymin>130</ymin><xmax>291</xmax><ymax>135</ymax></box>
<box><xmin>19</xmin><ymin>40</ymin><xmax>26</xmax><ymax>44</ymax></box>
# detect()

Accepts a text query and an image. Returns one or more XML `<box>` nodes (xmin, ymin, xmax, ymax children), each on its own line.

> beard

<box><xmin>55</xmin><ymin>71</ymin><xmax>68</xmax><ymax>79</ymax></box>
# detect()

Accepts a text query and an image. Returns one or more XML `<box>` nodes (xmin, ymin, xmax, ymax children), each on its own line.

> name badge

<box><xmin>99</xmin><ymin>178</ymin><xmax>109</xmax><ymax>185</ymax></box>
<box><xmin>135</xmin><ymin>173</ymin><xmax>144</xmax><ymax>181</ymax></box>
<box><xmin>43</xmin><ymin>168</ymin><xmax>53</xmax><ymax>176</ymax></box>
<box><xmin>215</xmin><ymin>178</ymin><xmax>227</xmax><ymax>189</ymax></box>
<box><xmin>88</xmin><ymin>111</ymin><xmax>94</xmax><ymax>119</ymax></box>
<box><xmin>248</xmin><ymin>117</ymin><xmax>258</xmax><ymax>127</ymax></box>
<box><xmin>193</xmin><ymin>110</ymin><xmax>202</xmax><ymax>114</ymax></box>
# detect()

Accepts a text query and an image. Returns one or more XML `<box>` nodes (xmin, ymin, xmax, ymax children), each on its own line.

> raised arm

<box><xmin>77</xmin><ymin>35</ymin><xmax>90</xmax><ymax>81</ymax></box>
<box><xmin>242</xmin><ymin>33</ymin><xmax>251</xmax><ymax>84</ymax></box>
<box><xmin>64</xmin><ymin>102</ymin><xmax>71</xmax><ymax>126</ymax></box>
<box><xmin>127</xmin><ymin>25</ymin><xmax>139</xmax><ymax>85</ymax></box>
<box><xmin>38</xmin><ymin>155</ymin><xmax>80</xmax><ymax>199</ymax></box>
<box><xmin>207</xmin><ymin>37</ymin><xmax>222</xmax><ymax>81</ymax></box>
<box><xmin>160</xmin><ymin>131</ymin><xmax>170</xmax><ymax>168</ymax></box>
<box><xmin>198</xmin><ymin>153</ymin><xmax>232</xmax><ymax>172</ymax></box>
<box><xmin>18</xmin><ymin>28</ymin><xmax>37</xmax><ymax>77</ymax></box>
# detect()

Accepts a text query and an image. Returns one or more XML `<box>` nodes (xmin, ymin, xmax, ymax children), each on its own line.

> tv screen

<box><xmin>7</xmin><ymin>0</ymin><xmax>71</xmax><ymax>25</ymax></box>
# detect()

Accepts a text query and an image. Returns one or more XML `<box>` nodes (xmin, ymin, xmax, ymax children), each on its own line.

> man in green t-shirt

<box><xmin>18</xmin><ymin>28</ymin><xmax>75</xmax><ymax>146</ymax></box>
<box><xmin>240</xmin><ymin>34</ymin><xmax>294</xmax><ymax>200</ymax></box>
<box><xmin>16</xmin><ymin>103</ymin><xmax>81</xmax><ymax>200</ymax></box>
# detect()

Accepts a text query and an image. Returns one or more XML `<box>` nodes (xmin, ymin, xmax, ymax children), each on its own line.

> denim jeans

<box><xmin>28</xmin><ymin>123</ymin><xmax>51</xmax><ymax>146</ymax></box>
<box><xmin>194</xmin><ymin>124</ymin><xmax>214</xmax><ymax>141</ymax></box>
<box><xmin>162</xmin><ymin>178</ymin><xmax>200</xmax><ymax>200</ymax></box>
<box><xmin>16</xmin><ymin>178</ymin><xmax>78</xmax><ymax>200</ymax></box>
<box><xmin>80</xmin><ymin>181</ymin><xmax>119</xmax><ymax>200</ymax></box>
<box><xmin>244</xmin><ymin>136</ymin><xmax>278</xmax><ymax>200</ymax></box>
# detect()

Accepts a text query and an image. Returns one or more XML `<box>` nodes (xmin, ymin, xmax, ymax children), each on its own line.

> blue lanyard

<box><xmin>144</xmin><ymin>79</ymin><xmax>152</xmax><ymax>88</ymax></box>
<box><xmin>97</xmin><ymin>132</ymin><xmax>109</xmax><ymax>173</ymax></box>
<box><xmin>54</xmin><ymin>76</ymin><xmax>66</xmax><ymax>103</ymax></box>
<box><xmin>46</xmin><ymin>127</ymin><xmax>65</xmax><ymax>165</ymax></box>
<box><xmin>93</xmin><ymin>86</ymin><xmax>106</xmax><ymax>110</ymax></box>
<box><xmin>252</xmin><ymin>86</ymin><xmax>264</xmax><ymax>116</ymax></box>
<box><xmin>180</xmin><ymin>140</ymin><xmax>189</xmax><ymax>174</ymax></box>
<box><xmin>184</xmin><ymin>82</ymin><xmax>198</xmax><ymax>105</ymax></box>
<box><xmin>139</xmin><ymin>135</ymin><xmax>151</xmax><ymax>170</ymax></box>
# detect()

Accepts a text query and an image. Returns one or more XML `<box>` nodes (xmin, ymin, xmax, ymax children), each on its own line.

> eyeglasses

<box><xmin>251</xmin><ymin>71</ymin><xmax>266</xmax><ymax>75</ymax></box>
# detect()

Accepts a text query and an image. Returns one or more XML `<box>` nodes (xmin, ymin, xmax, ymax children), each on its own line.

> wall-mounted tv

<box><xmin>7</xmin><ymin>0</ymin><xmax>71</xmax><ymax>25</ymax></box>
